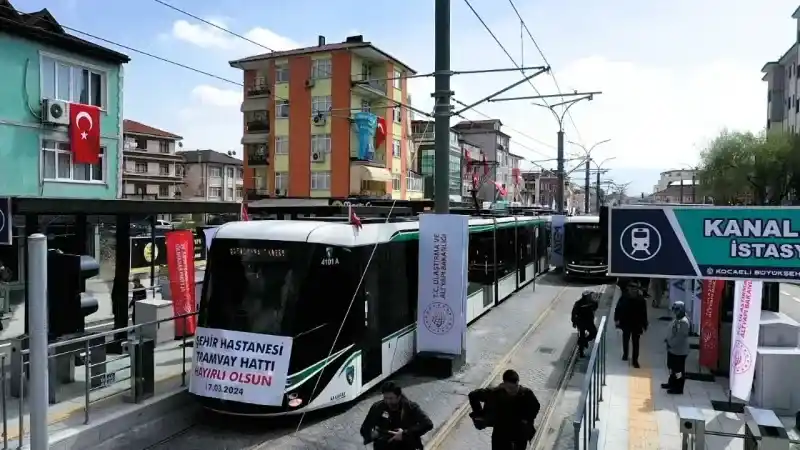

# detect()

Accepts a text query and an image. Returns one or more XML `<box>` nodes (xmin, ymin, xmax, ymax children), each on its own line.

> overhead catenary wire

<box><xmin>506</xmin><ymin>0</ymin><xmax>582</xmax><ymax>141</ymax></box>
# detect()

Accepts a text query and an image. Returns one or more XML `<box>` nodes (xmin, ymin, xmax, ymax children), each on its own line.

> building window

<box><xmin>393</xmin><ymin>105</ymin><xmax>401</xmax><ymax>123</ymax></box>
<box><xmin>361</xmin><ymin>99</ymin><xmax>371</xmax><ymax>112</ymax></box>
<box><xmin>227</xmin><ymin>167</ymin><xmax>234</xmax><ymax>178</ymax></box>
<box><xmin>134</xmin><ymin>162</ymin><xmax>147</xmax><ymax>173</ymax></box>
<box><xmin>209</xmin><ymin>187</ymin><xmax>222</xmax><ymax>197</ymax></box>
<box><xmin>393</xmin><ymin>69</ymin><xmax>402</xmax><ymax>89</ymax></box>
<box><xmin>40</xmin><ymin>55</ymin><xmax>106</xmax><ymax>108</ymax></box>
<box><xmin>159</xmin><ymin>163</ymin><xmax>170</xmax><ymax>175</ymax></box>
<box><xmin>159</xmin><ymin>185</ymin><xmax>169</xmax><ymax>197</ymax></box>
<box><xmin>237</xmin><ymin>168</ymin><xmax>244</xmax><ymax>179</ymax></box>
<box><xmin>275</xmin><ymin>64</ymin><xmax>289</xmax><ymax>83</ymax></box>
<box><xmin>310</xmin><ymin>171</ymin><xmax>331</xmax><ymax>190</ymax></box>
<box><xmin>392</xmin><ymin>139</ymin><xmax>401</xmax><ymax>158</ymax></box>
<box><xmin>275</xmin><ymin>136</ymin><xmax>289</xmax><ymax>154</ymax></box>
<box><xmin>311</xmin><ymin>95</ymin><xmax>332</xmax><ymax>116</ymax></box>
<box><xmin>274</xmin><ymin>171</ymin><xmax>288</xmax><ymax>191</ymax></box>
<box><xmin>134</xmin><ymin>138</ymin><xmax>147</xmax><ymax>150</ymax></box>
<box><xmin>236</xmin><ymin>187</ymin><xmax>243</xmax><ymax>198</ymax></box>
<box><xmin>159</xmin><ymin>141</ymin><xmax>170</xmax><ymax>153</ymax></box>
<box><xmin>42</xmin><ymin>140</ymin><xmax>105</xmax><ymax>182</ymax></box>
<box><xmin>276</xmin><ymin>100</ymin><xmax>289</xmax><ymax>118</ymax></box>
<box><xmin>311</xmin><ymin>134</ymin><xmax>332</xmax><ymax>153</ymax></box>
<box><xmin>311</xmin><ymin>58</ymin><xmax>332</xmax><ymax>79</ymax></box>
<box><xmin>392</xmin><ymin>174</ymin><xmax>401</xmax><ymax>191</ymax></box>
<box><xmin>209</xmin><ymin>166</ymin><xmax>222</xmax><ymax>178</ymax></box>
<box><xmin>227</xmin><ymin>187</ymin><xmax>234</xmax><ymax>198</ymax></box>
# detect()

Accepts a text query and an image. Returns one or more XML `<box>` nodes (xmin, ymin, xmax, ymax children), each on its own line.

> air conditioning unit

<box><xmin>311</xmin><ymin>151</ymin><xmax>325</xmax><ymax>163</ymax></box>
<box><xmin>312</xmin><ymin>113</ymin><xmax>327</xmax><ymax>126</ymax></box>
<box><xmin>42</xmin><ymin>99</ymin><xmax>69</xmax><ymax>125</ymax></box>
<box><xmin>304</xmin><ymin>79</ymin><xmax>315</xmax><ymax>88</ymax></box>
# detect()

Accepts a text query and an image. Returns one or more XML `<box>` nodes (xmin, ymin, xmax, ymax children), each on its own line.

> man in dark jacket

<box><xmin>614</xmin><ymin>280</ymin><xmax>649</xmax><ymax>368</ymax></box>
<box><xmin>360</xmin><ymin>382</ymin><xmax>433</xmax><ymax>449</ymax></box>
<box><xmin>572</xmin><ymin>291</ymin><xmax>599</xmax><ymax>358</ymax></box>
<box><xmin>468</xmin><ymin>369</ymin><xmax>540</xmax><ymax>450</ymax></box>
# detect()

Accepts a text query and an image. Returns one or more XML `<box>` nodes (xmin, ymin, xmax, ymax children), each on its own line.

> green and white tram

<box><xmin>193</xmin><ymin>214</ymin><xmax>551</xmax><ymax>416</ymax></box>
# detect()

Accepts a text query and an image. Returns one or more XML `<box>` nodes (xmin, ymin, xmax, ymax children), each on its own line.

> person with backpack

<box><xmin>572</xmin><ymin>291</ymin><xmax>599</xmax><ymax>358</ymax></box>
<box><xmin>468</xmin><ymin>369</ymin><xmax>540</xmax><ymax>450</ymax></box>
<box><xmin>360</xmin><ymin>382</ymin><xmax>433</xmax><ymax>449</ymax></box>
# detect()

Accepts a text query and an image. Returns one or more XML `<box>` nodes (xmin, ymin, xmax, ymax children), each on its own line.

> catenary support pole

<box><xmin>433</xmin><ymin>0</ymin><xmax>452</xmax><ymax>214</ymax></box>
<box><xmin>27</xmin><ymin>234</ymin><xmax>49</xmax><ymax>450</ymax></box>
<box><xmin>556</xmin><ymin>130</ymin><xmax>565</xmax><ymax>214</ymax></box>
<box><xmin>584</xmin><ymin>159</ymin><xmax>590</xmax><ymax>214</ymax></box>
<box><xmin>596</xmin><ymin>170</ymin><xmax>601</xmax><ymax>213</ymax></box>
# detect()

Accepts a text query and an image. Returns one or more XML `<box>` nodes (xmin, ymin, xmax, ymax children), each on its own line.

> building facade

<box><xmin>0</xmin><ymin>3</ymin><xmax>129</xmax><ymax>199</ymax></box>
<box><xmin>762</xmin><ymin>7</ymin><xmax>800</xmax><ymax>133</ymax></box>
<box><xmin>230</xmin><ymin>35</ymin><xmax>416</xmax><ymax>200</ymax></box>
<box><xmin>652</xmin><ymin>168</ymin><xmax>697</xmax><ymax>194</ymax></box>
<box><xmin>181</xmin><ymin>150</ymin><xmax>244</xmax><ymax>202</ymax></box>
<box><xmin>451</xmin><ymin>119</ymin><xmax>514</xmax><ymax>201</ymax></box>
<box><xmin>411</xmin><ymin>120</ymin><xmax>463</xmax><ymax>201</ymax></box>
<box><xmin>122</xmin><ymin>120</ymin><xmax>184</xmax><ymax>200</ymax></box>
<box><xmin>460</xmin><ymin>138</ymin><xmax>484</xmax><ymax>199</ymax></box>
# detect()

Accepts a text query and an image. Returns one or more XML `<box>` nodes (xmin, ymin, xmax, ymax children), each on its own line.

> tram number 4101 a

<box><xmin>207</xmin><ymin>383</ymin><xmax>244</xmax><ymax>396</ymax></box>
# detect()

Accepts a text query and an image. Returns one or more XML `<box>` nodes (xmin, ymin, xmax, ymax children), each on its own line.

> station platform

<box><xmin>595</xmin><ymin>295</ymin><xmax>800</xmax><ymax>450</ymax></box>
<box><xmin>2</xmin><ymin>333</ymin><xmax>193</xmax><ymax>450</ymax></box>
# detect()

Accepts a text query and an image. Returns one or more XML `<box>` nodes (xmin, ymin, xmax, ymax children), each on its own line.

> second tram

<box><xmin>563</xmin><ymin>215</ymin><xmax>608</xmax><ymax>279</ymax></box>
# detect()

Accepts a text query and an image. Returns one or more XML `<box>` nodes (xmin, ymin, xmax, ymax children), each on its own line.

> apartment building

<box><xmin>520</xmin><ymin>170</ymin><xmax>574</xmax><ymax>210</ymax></box>
<box><xmin>460</xmin><ymin>138</ymin><xmax>484</xmax><ymax>199</ymax></box>
<box><xmin>0</xmin><ymin>2</ymin><xmax>129</xmax><ymax>199</ymax></box>
<box><xmin>230</xmin><ymin>34</ymin><xmax>416</xmax><ymax>200</ymax></box>
<box><xmin>122</xmin><ymin>120</ymin><xmax>184</xmax><ymax>200</ymax></box>
<box><xmin>652</xmin><ymin>168</ymin><xmax>697</xmax><ymax>194</ymax></box>
<box><xmin>451</xmin><ymin>119</ymin><xmax>515</xmax><ymax>201</ymax></box>
<box><xmin>181</xmin><ymin>150</ymin><xmax>244</xmax><ymax>202</ymax></box>
<box><xmin>762</xmin><ymin>6</ymin><xmax>800</xmax><ymax>132</ymax></box>
<box><xmin>411</xmin><ymin>120</ymin><xmax>463</xmax><ymax>201</ymax></box>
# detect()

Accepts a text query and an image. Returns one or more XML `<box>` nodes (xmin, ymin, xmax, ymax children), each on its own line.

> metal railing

<box><xmin>1</xmin><ymin>310</ymin><xmax>197</xmax><ymax>449</ymax></box>
<box><xmin>572</xmin><ymin>315</ymin><xmax>608</xmax><ymax>450</ymax></box>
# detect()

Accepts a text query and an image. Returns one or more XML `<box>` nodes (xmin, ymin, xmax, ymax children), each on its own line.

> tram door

<box><xmin>360</xmin><ymin>264</ymin><xmax>383</xmax><ymax>385</ymax></box>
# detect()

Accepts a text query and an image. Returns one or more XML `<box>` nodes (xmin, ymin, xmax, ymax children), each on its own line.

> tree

<box><xmin>697</xmin><ymin>130</ymin><xmax>800</xmax><ymax>205</ymax></box>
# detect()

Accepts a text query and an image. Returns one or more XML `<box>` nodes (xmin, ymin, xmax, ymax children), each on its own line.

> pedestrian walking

<box><xmin>614</xmin><ymin>280</ymin><xmax>649</xmax><ymax>368</ymax></box>
<box><xmin>360</xmin><ymin>381</ymin><xmax>433</xmax><ymax>449</ymax></box>
<box><xmin>662</xmin><ymin>301</ymin><xmax>690</xmax><ymax>394</ymax></box>
<box><xmin>572</xmin><ymin>290</ymin><xmax>599</xmax><ymax>358</ymax></box>
<box><xmin>468</xmin><ymin>369</ymin><xmax>540</xmax><ymax>450</ymax></box>
<box><xmin>129</xmin><ymin>276</ymin><xmax>147</xmax><ymax>324</ymax></box>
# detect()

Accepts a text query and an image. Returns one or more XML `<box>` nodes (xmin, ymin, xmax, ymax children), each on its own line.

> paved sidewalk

<box><xmin>595</xmin><ymin>296</ymin><xmax>800</xmax><ymax>450</ymax></box>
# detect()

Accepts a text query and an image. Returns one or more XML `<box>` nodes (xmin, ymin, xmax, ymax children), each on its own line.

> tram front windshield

<box><xmin>199</xmin><ymin>238</ymin><xmax>358</xmax><ymax>370</ymax></box>
<box><xmin>564</xmin><ymin>223</ymin><xmax>603</xmax><ymax>261</ymax></box>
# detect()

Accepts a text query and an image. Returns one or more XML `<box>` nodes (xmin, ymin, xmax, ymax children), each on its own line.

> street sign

<box><xmin>0</xmin><ymin>198</ymin><xmax>10</xmax><ymax>246</ymax></box>
<box><xmin>609</xmin><ymin>205</ymin><xmax>800</xmax><ymax>282</ymax></box>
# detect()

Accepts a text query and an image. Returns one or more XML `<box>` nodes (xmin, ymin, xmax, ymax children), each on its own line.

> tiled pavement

<box><xmin>594</xmin><ymin>296</ymin><xmax>800</xmax><ymax>450</ymax></box>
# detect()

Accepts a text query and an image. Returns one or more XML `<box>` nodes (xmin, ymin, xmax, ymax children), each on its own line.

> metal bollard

<box><xmin>743</xmin><ymin>406</ymin><xmax>790</xmax><ymax>450</ymax></box>
<box><xmin>678</xmin><ymin>406</ymin><xmax>706</xmax><ymax>450</ymax></box>
<box><xmin>125</xmin><ymin>337</ymin><xmax>155</xmax><ymax>403</ymax></box>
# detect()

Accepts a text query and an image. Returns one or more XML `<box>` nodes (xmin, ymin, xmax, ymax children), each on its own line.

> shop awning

<box><xmin>359</xmin><ymin>165</ymin><xmax>392</xmax><ymax>182</ymax></box>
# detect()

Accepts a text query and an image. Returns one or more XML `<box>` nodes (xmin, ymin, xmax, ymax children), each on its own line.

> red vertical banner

<box><xmin>699</xmin><ymin>279</ymin><xmax>724</xmax><ymax>369</ymax></box>
<box><xmin>166</xmin><ymin>230</ymin><xmax>197</xmax><ymax>338</ymax></box>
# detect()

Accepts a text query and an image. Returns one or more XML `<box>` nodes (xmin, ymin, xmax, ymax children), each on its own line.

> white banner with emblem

<box><xmin>416</xmin><ymin>214</ymin><xmax>468</xmax><ymax>356</ymax></box>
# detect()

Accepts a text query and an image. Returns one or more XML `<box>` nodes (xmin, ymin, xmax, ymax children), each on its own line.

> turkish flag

<box><xmin>375</xmin><ymin>116</ymin><xmax>387</xmax><ymax>149</ymax></box>
<box><xmin>69</xmin><ymin>103</ymin><xmax>101</xmax><ymax>164</ymax></box>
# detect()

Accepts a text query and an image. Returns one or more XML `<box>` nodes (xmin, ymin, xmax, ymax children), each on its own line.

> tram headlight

<box><xmin>287</xmin><ymin>392</ymin><xmax>303</xmax><ymax>408</ymax></box>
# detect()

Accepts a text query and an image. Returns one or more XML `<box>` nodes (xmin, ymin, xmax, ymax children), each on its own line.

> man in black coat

<box><xmin>572</xmin><ymin>291</ymin><xmax>599</xmax><ymax>358</ymax></box>
<box><xmin>360</xmin><ymin>382</ymin><xmax>433</xmax><ymax>449</ymax></box>
<box><xmin>468</xmin><ymin>369</ymin><xmax>540</xmax><ymax>450</ymax></box>
<box><xmin>614</xmin><ymin>280</ymin><xmax>649</xmax><ymax>368</ymax></box>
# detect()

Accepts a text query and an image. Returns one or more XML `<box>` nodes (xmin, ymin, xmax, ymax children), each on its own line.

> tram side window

<box><xmin>404</xmin><ymin>240</ymin><xmax>419</xmax><ymax>321</ymax></box>
<box><xmin>495</xmin><ymin>226</ymin><xmax>516</xmax><ymax>279</ymax></box>
<box><xmin>539</xmin><ymin>224</ymin><xmax>549</xmax><ymax>258</ymax></box>
<box><xmin>378</xmin><ymin>242</ymin><xmax>413</xmax><ymax>335</ymax></box>
<box><xmin>518</xmin><ymin>225</ymin><xmax>533</xmax><ymax>265</ymax></box>
<box><xmin>468</xmin><ymin>230</ymin><xmax>494</xmax><ymax>288</ymax></box>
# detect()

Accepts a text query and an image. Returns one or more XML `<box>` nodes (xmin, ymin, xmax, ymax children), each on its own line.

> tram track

<box><xmin>139</xmin><ymin>277</ymin><xmax>594</xmax><ymax>450</ymax></box>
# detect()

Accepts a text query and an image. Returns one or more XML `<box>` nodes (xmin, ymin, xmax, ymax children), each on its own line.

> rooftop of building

<box><xmin>123</xmin><ymin>120</ymin><xmax>183</xmax><ymax>140</ymax></box>
<box><xmin>0</xmin><ymin>0</ymin><xmax>129</xmax><ymax>64</ymax></box>
<box><xmin>180</xmin><ymin>149</ymin><xmax>243</xmax><ymax>166</ymax></box>
<box><xmin>452</xmin><ymin>119</ymin><xmax>511</xmax><ymax>138</ymax></box>
<box><xmin>229</xmin><ymin>34</ymin><xmax>416</xmax><ymax>74</ymax></box>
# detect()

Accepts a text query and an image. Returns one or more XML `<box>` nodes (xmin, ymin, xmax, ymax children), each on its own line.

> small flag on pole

<box><xmin>240</xmin><ymin>201</ymin><xmax>250</xmax><ymax>221</ymax></box>
<box><xmin>348</xmin><ymin>205</ymin><xmax>362</xmax><ymax>229</ymax></box>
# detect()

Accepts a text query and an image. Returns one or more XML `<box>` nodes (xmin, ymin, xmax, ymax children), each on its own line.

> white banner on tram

<box><xmin>189</xmin><ymin>327</ymin><xmax>293</xmax><ymax>406</ymax></box>
<box><xmin>416</xmin><ymin>214</ymin><xmax>468</xmax><ymax>356</ymax></box>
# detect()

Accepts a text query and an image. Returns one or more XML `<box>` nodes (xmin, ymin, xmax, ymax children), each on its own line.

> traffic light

<box><xmin>47</xmin><ymin>250</ymin><xmax>100</xmax><ymax>339</ymax></box>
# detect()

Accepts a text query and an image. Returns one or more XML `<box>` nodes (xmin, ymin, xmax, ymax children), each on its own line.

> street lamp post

<box><xmin>594</xmin><ymin>157</ymin><xmax>615</xmax><ymax>212</ymax></box>
<box><xmin>568</xmin><ymin>139</ymin><xmax>611</xmax><ymax>213</ymax></box>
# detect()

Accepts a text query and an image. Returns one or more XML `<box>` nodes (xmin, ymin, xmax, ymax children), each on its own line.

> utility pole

<box><xmin>568</xmin><ymin>139</ymin><xmax>611</xmax><ymax>213</ymax></box>
<box><xmin>596</xmin><ymin>170</ymin><xmax>602</xmax><ymax>212</ymax></box>
<box><xmin>489</xmin><ymin>91</ymin><xmax>602</xmax><ymax>214</ymax></box>
<box><xmin>584</xmin><ymin>159</ymin><xmax>590</xmax><ymax>213</ymax></box>
<box><xmin>433</xmin><ymin>0</ymin><xmax>452</xmax><ymax>214</ymax></box>
<box><xmin>691</xmin><ymin>173</ymin><xmax>696</xmax><ymax>203</ymax></box>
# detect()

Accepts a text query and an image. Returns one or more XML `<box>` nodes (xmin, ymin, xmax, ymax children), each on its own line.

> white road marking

<box><xmin>793</xmin><ymin>296</ymin><xmax>800</xmax><ymax>303</ymax></box>
<box><xmin>782</xmin><ymin>290</ymin><xmax>791</xmax><ymax>296</ymax></box>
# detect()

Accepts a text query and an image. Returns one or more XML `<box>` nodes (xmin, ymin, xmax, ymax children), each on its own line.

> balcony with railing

<box><xmin>246</xmin><ymin>77</ymin><xmax>270</xmax><ymax>97</ymax></box>
<box><xmin>407</xmin><ymin>171</ymin><xmax>423</xmax><ymax>192</ymax></box>
<box><xmin>246</xmin><ymin>144</ymin><xmax>269</xmax><ymax>167</ymax></box>
<box><xmin>351</xmin><ymin>72</ymin><xmax>387</xmax><ymax>99</ymax></box>
<box><xmin>243</xmin><ymin>111</ymin><xmax>270</xmax><ymax>145</ymax></box>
